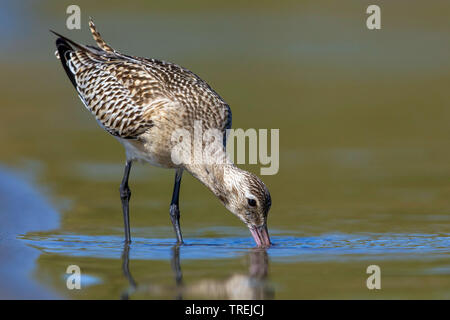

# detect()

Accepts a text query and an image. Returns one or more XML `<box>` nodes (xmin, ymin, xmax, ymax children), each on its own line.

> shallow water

<box><xmin>18</xmin><ymin>229</ymin><xmax>450</xmax><ymax>299</ymax></box>
<box><xmin>22</xmin><ymin>232</ymin><xmax>450</xmax><ymax>261</ymax></box>
<box><xmin>1</xmin><ymin>1</ymin><xmax>449</xmax><ymax>299</ymax></box>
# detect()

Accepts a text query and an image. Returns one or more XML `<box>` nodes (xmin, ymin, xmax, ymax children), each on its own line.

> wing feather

<box><xmin>61</xmin><ymin>46</ymin><xmax>175</xmax><ymax>138</ymax></box>
<box><xmin>53</xmin><ymin>20</ymin><xmax>231</xmax><ymax>141</ymax></box>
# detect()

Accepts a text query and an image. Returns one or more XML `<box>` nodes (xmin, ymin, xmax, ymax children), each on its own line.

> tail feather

<box><xmin>55</xmin><ymin>37</ymin><xmax>77</xmax><ymax>88</ymax></box>
<box><xmin>88</xmin><ymin>17</ymin><xmax>114</xmax><ymax>53</ymax></box>
<box><xmin>50</xmin><ymin>29</ymin><xmax>107</xmax><ymax>57</ymax></box>
<box><xmin>50</xmin><ymin>30</ymin><xmax>88</xmax><ymax>52</ymax></box>
<box><xmin>50</xmin><ymin>20</ymin><xmax>113</xmax><ymax>89</ymax></box>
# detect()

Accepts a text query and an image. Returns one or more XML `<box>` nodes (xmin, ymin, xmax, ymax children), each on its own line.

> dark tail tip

<box><xmin>54</xmin><ymin>37</ymin><xmax>77</xmax><ymax>88</ymax></box>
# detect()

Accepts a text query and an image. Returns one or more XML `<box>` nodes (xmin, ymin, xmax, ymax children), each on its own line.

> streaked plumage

<box><xmin>52</xmin><ymin>19</ymin><xmax>271</xmax><ymax>247</ymax></box>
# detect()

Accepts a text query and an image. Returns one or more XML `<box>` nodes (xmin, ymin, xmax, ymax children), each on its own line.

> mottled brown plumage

<box><xmin>52</xmin><ymin>19</ymin><xmax>271</xmax><ymax>247</ymax></box>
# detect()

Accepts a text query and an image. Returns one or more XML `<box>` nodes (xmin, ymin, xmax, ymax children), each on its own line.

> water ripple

<box><xmin>20</xmin><ymin>232</ymin><xmax>450</xmax><ymax>262</ymax></box>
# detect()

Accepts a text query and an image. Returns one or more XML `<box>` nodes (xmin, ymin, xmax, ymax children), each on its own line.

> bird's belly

<box><xmin>117</xmin><ymin>136</ymin><xmax>177</xmax><ymax>168</ymax></box>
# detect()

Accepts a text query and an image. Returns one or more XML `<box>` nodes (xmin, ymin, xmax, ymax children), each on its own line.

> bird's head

<box><xmin>219</xmin><ymin>167</ymin><xmax>272</xmax><ymax>247</ymax></box>
<box><xmin>186</xmin><ymin>162</ymin><xmax>272</xmax><ymax>247</ymax></box>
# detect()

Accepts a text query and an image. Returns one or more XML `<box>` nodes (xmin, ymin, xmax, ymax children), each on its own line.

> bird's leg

<box><xmin>170</xmin><ymin>168</ymin><xmax>184</xmax><ymax>244</ymax></box>
<box><xmin>120</xmin><ymin>160</ymin><xmax>133</xmax><ymax>243</ymax></box>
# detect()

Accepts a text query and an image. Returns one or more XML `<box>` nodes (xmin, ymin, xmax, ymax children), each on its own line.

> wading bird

<box><xmin>51</xmin><ymin>19</ymin><xmax>272</xmax><ymax>247</ymax></box>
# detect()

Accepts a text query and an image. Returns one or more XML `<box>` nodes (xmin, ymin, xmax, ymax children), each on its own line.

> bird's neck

<box><xmin>184</xmin><ymin>160</ymin><xmax>238</xmax><ymax>204</ymax></box>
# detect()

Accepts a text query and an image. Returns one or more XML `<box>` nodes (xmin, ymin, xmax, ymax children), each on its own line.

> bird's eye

<box><xmin>247</xmin><ymin>198</ymin><xmax>257</xmax><ymax>207</ymax></box>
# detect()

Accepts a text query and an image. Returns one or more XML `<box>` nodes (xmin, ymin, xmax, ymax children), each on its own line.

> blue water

<box><xmin>21</xmin><ymin>232</ymin><xmax>450</xmax><ymax>262</ymax></box>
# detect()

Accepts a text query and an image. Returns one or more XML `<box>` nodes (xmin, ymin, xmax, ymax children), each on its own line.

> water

<box><xmin>0</xmin><ymin>1</ymin><xmax>449</xmax><ymax>299</ymax></box>
<box><xmin>17</xmin><ymin>230</ymin><xmax>450</xmax><ymax>299</ymax></box>
<box><xmin>22</xmin><ymin>233</ymin><xmax>450</xmax><ymax>262</ymax></box>
<box><xmin>15</xmin><ymin>228</ymin><xmax>450</xmax><ymax>300</ymax></box>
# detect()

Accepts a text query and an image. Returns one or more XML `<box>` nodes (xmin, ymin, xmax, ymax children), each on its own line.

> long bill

<box><xmin>249</xmin><ymin>224</ymin><xmax>271</xmax><ymax>248</ymax></box>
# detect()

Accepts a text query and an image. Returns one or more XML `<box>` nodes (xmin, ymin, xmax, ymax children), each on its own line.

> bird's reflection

<box><xmin>120</xmin><ymin>243</ymin><xmax>136</xmax><ymax>300</ymax></box>
<box><xmin>120</xmin><ymin>243</ymin><xmax>274</xmax><ymax>300</ymax></box>
<box><xmin>171</xmin><ymin>245</ymin><xmax>183</xmax><ymax>300</ymax></box>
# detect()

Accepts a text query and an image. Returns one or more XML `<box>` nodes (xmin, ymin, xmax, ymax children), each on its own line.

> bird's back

<box><xmin>53</xmin><ymin>20</ymin><xmax>232</xmax><ymax>151</ymax></box>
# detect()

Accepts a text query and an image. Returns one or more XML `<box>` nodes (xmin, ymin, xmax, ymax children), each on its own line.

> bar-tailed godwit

<box><xmin>51</xmin><ymin>19</ymin><xmax>272</xmax><ymax>247</ymax></box>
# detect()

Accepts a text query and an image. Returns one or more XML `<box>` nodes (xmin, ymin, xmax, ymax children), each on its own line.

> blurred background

<box><xmin>0</xmin><ymin>0</ymin><xmax>449</xmax><ymax>299</ymax></box>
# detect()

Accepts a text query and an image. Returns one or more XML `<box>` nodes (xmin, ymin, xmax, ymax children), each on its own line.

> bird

<box><xmin>51</xmin><ymin>18</ymin><xmax>272</xmax><ymax>248</ymax></box>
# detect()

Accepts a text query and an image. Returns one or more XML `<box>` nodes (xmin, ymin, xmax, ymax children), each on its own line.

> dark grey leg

<box><xmin>170</xmin><ymin>168</ymin><xmax>184</xmax><ymax>244</ymax></box>
<box><xmin>120</xmin><ymin>160</ymin><xmax>132</xmax><ymax>243</ymax></box>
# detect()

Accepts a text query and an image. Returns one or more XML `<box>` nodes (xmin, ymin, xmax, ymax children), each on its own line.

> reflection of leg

<box><xmin>120</xmin><ymin>160</ymin><xmax>133</xmax><ymax>243</ymax></box>
<box><xmin>248</xmin><ymin>249</ymin><xmax>274</xmax><ymax>299</ymax></box>
<box><xmin>120</xmin><ymin>242</ymin><xmax>137</xmax><ymax>300</ymax></box>
<box><xmin>171</xmin><ymin>245</ymin><xmax>183</xmax><ymax>300</ymax></box>
<box><xmin>249</xmin><ymin>249</ymin><xmax>269</xmax><ymax>279</ymax></box>
<box><xmin>170</xmin><ymin>168</ymin><xmax>184</xmax><ymax>244</ymax></box>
